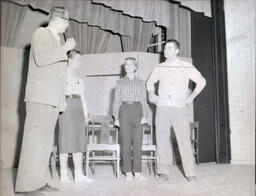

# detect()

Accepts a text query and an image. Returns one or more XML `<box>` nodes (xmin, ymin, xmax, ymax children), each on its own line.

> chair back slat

<box><xmin>87</xmin><ymin>114</ymin><xmax>117</xmax><ymax>145</ymax></box>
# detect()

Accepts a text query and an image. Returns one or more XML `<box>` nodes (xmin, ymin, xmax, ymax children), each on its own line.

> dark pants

<box><xmin>119</xmin><ymin>103</ymin><xmax>143</xmax><ymax>173</ymax></box>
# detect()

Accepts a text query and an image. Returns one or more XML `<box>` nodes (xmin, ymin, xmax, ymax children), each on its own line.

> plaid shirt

<box><xmin>113</xmin><ymin>76</ymin><xmax>149</xmax><ymax>120</ymax></box>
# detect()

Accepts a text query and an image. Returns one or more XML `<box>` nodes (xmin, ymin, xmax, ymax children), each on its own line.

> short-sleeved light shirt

<box><xmin>146</xmin><ymin>58</ymin><xmax>205</xmax><ymax>107</ymax></box>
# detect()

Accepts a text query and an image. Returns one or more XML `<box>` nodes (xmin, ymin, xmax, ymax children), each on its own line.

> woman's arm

<box><xmin>78</xmin><ymin>78</ymin><xmax>89</xmax><ymax>124</ymax></box>
<box><xmin>112</xmin><ymin>80</ymin><xmax>122</xmax><ymax>124</ymax></box>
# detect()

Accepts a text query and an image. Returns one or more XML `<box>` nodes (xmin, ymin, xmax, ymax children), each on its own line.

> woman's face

<box><xmin>68</xmin><ymin>53</ymin><xmax>81</xmax><ymax>70</ymax></box>
<box><xmin>124</xmin><ymin>59</ymin><xmax>136</xmax><ymax>74</ymax></box>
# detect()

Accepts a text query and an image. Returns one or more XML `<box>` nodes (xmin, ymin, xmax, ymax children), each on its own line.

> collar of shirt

<box><xmin>124</xmin><ymin>75</ymin><xmax>138</xmax><ymax>81</ymax></box>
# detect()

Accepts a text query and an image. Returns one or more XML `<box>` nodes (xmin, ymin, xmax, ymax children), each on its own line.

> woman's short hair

<box><xmin>120</xmin><ymin>57</ymin><xmax>138</xmax><ymax>77</ymax></box>
<box><xmin>125</xmin><ymin>57</ymin><xmax>138</xmax><ymax>68</ymax></box>
<box><xmin>68</xmin><ymin>50</ymin><xmax>81</xmax><ymax>59</ymax></box>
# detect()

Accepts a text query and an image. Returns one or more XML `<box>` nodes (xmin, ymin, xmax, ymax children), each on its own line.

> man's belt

<box><xmin>65</xmin><ymin>94</ymin><xmax>81</xmax><ymax>99</ymax></box>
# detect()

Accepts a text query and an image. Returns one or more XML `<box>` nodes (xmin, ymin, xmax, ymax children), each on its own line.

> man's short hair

<box><xmin>165</xmin><ymin>39</ymin><xmax>180</xmax><ymax>50</ymax></box>
<box><xmin>68</xmin><ymin>50</ymin><xmax>81</xmax><ymax>59</ymax></box>
<box><xmin>49</xmin><ymin>7</ymin><xmax>69</xmax><ymax>22</ymax></box>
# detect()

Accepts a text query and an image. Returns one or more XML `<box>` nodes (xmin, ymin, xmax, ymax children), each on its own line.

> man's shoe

<box><xmin>186</xmin><ymin>176</ymin><xmax>198</xmax><ymax>182</ymax></box>
<box><xmin>157</xmin><ymin>173</ymin><xmax>169</xmax><ymax>181</ymax></box>
<box><xmin>39</xmin><ymin>184</ymin><xmax>59</xmax><ymax>192</ymax></box>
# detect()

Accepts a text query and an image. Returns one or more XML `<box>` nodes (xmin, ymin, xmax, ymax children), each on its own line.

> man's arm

<box><xmin>146</xmin><ymin>68</ymin><xmax>159</xmax><ymax>105</ymax></box>
<box><xmin>140</xmin><ymin>81</ymin><xmax>150</xmax><ymax>123</ymax></box>
<box><xmin>187</xmin><ymin>67</ymin><xmax>206</xmax><ymax>103</ymax></box>
<box><xmin>32</xmin><ymin>28</ymin><xmax>67</xmax><ymax>67</ymax></box>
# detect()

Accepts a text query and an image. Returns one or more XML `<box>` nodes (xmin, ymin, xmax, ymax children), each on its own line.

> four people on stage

<box><xmin>16</xmin><ymin>6</ymin><xmax>206</xmax><ymax>194</ymax></box>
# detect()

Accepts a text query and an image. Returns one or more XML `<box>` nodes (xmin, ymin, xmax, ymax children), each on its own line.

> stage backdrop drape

<box><xmin>1</xmin><ymin>1</ymin><xmax>28</xmax><ymax>47</ymax></box>
<box><xmin>121</xmin><ymin>18</ymin><xmax>155</xmax><ymax>52</ymax></box>
<box><xmin>8</xmin><ymin>0</ymin><xmax>141</xmax><ymax>37</ymax></box>
<box><xmin>6</xmin><ymin>0</ymin><xmax>192</xmax><ymax>57</ymax></box>
<box><xmin>92</xmin><ymin>0</ymin><xmax>171</xmax><ymax>28</ymax></box>
<box><xmin>66</xmin><ymin>21</ymin><xmax>110</xmax><ymax>54</ymax></box>
<box><xmin>93</xmin><ymin>0</ymin><xmax>192</xmax><ymax>56</ymax></box>
<box><xmin>167</xmin><ymin>4</ymin><xmax>192</xmax><ymax>57</ymax></box>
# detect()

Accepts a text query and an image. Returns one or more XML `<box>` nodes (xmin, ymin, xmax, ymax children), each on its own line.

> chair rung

<box><xmin>142</xmin><ymin>157</ymin><xmax>156</xmax><ymax>160</ymax></box>
<box><xmin>88</xmin><ymin>156</ymin><xmax>119</xmax><ymax>160</ymax></box>
<box><xmin>142</xmin><ymin>145</ymin><xmax>157</xmax><ymax>151</ymax></box>
<box><xmin>88</xmin><ymin>144</ymin><xmax>120</xmax><ymax>151</ymax></box>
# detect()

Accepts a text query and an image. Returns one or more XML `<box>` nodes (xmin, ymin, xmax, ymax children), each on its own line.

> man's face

<box><xmin>164</xmin><ymin>42</ymin><xmax>179</xmax><ymax>59</ymax></box>
<box><xmin>124</xmin><ymin>59</ymin><xmax>136</xmax><ymax>74</ymax></box>
<box><xmin>52</xmin><ymin>16</ymin><xmax>70</xmax><ymax>33</ymax></box>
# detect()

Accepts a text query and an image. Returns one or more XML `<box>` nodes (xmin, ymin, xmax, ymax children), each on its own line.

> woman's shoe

<box><xmin>125</xmin><ymin>172</ymin><xmax>133</xmax><ymax>181</ymax></box>
<box><xmin>134</xmin><ymin>173</ymin><xmax>147</xmax><ymax>181</ymax></box>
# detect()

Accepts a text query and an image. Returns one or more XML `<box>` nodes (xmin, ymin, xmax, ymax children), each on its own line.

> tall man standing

<box><xmin>146</xmin><ymin>40</ymin><xmax>206</xmax><ymax>182</ymax></box>
<box><xmin>15</xmin><ymin>7</ymin><xmax>76</xmax><ymax>192</ymax></box>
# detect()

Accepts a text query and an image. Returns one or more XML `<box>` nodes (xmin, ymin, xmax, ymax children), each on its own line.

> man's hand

<box><xmin>141</xmin><ymin>117</ymin><xmax>148</xmax><ymax>125</ymax></box>
<box><xmin>183</xmin><ymin>97</ymin><xmax>193</xmax><ymax>108</ymax></box>
<box><xmin>114</xmin><ymin>119</ymin><xmax>120</xmax><ymax>127</ymax></box>
<box><xmin>148</xmin><ymin>93</ymin><xmax>159</xmax><ymax>105</ymax></box>
<box><xmin>63</xmin><ymin>101</ymin><xmax>67</xmax><ymax>111</ymax></box>
<box><xmin>63</xmin><ymin>37</ymin><xmax>76</xmax><ymax>52</ymax></box>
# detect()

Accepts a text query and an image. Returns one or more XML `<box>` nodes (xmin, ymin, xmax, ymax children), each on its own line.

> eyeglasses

<box><xmin>61</xmin><ymin>17</ymin><xmax>70</xmax><ymax>23</ymax></box>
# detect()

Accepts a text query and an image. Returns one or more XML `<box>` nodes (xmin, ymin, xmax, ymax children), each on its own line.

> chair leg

<box><xmin>116</xmin><ymin>149</ymin><xmax>120</xmax><ymax>178</ymax></box>
<box><xmin>147</xmin><ymin>161</ymin><xmax>151</xmax><ymax>174</ymax></box>
<box><xmin>86</xmin><ymin>150</ymin><xmax>90</xmax><ymax>176</ymax></box>
<box><xmin>92</xmin><ymin>151</ymin><xmax>95</xmax><ymax>174</ymax></box>
<box><xmin>149</xmin><ymin>151</ymin><xmax>154</xmax><ymax>174</ymax></box>
<box><xmin>154</xmin><ymin>152</ymin><xmax>157</xmax><ymax>177</ymax></box>
<box><xmin>196</xmin><ymin>145</ymin><xmax>199</xmax><ymax>165</ymax></box>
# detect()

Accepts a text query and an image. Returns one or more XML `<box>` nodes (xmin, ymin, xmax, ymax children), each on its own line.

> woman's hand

<box><xmin>84</xmin><ymin>112</ymin><xmax>89</xmax><ymax>125</ymax></box>
<box><xmin>141</xmin><ymin>117</ymin><xmax>148</xmax><ymax>125</ymax></box>
<box><xmin>114</xmin><ymin>119</ymin><xmax>120</xmax><ymax>127</ymax></box>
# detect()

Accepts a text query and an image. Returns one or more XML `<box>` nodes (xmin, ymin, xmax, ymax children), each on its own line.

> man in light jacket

<box><xmin>15</xmin><ymin>7</ymin><xmax>76</xmax><ymax>193</ymax></box>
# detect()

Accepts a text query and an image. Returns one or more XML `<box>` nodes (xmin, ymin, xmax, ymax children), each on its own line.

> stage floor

<box><xmin>0</xmin><ymin>162</ymin><xmax>254</xmax><ymax>196</ymax></box>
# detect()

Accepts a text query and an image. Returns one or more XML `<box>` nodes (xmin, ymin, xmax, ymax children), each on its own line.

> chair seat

<box><xmin>88</xmin><ymin>144</ymin><xmax>120</xmax><ymax>151</ymax></box>
<box><xmin>142</xmin><ymin>144</ymin><xmax>157</xmax><ymax>151</ymax></box>
<box><xmin>88</xmin><ymin>156</ymin><xmax>119</xmax><ymax>160</ymax></box>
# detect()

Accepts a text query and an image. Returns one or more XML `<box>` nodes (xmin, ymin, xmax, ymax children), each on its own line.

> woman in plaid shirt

<box><xmin>113</xmin><ymin>57</ymin><xmax>149</xmax><ymax>181</ymax></box>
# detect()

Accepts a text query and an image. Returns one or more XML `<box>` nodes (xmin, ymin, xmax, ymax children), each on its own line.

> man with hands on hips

<box><xmin>146</xmin><ymin>39</ymin><xmax>206</xmax><ymax>182</ymax></box>
<box><xmin>15</xmin><ymin>7</ymin><xmax>76</xmax><ymax>193</ymax></box>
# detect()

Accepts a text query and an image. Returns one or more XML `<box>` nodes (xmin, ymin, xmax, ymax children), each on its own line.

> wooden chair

<box><xmin>141</xmin><ymin>124</ymin><xmax>157</xmax><ymax>176</ymax></box>
<box><xmin>85</xmin><ymin>115</ymin><xmax>120</xmax><ymax>178</ymax></box>
<box><xmin>190</xmin><ymin>121</ymin><xmax>199</xmax><ymax>165</ymax></box>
